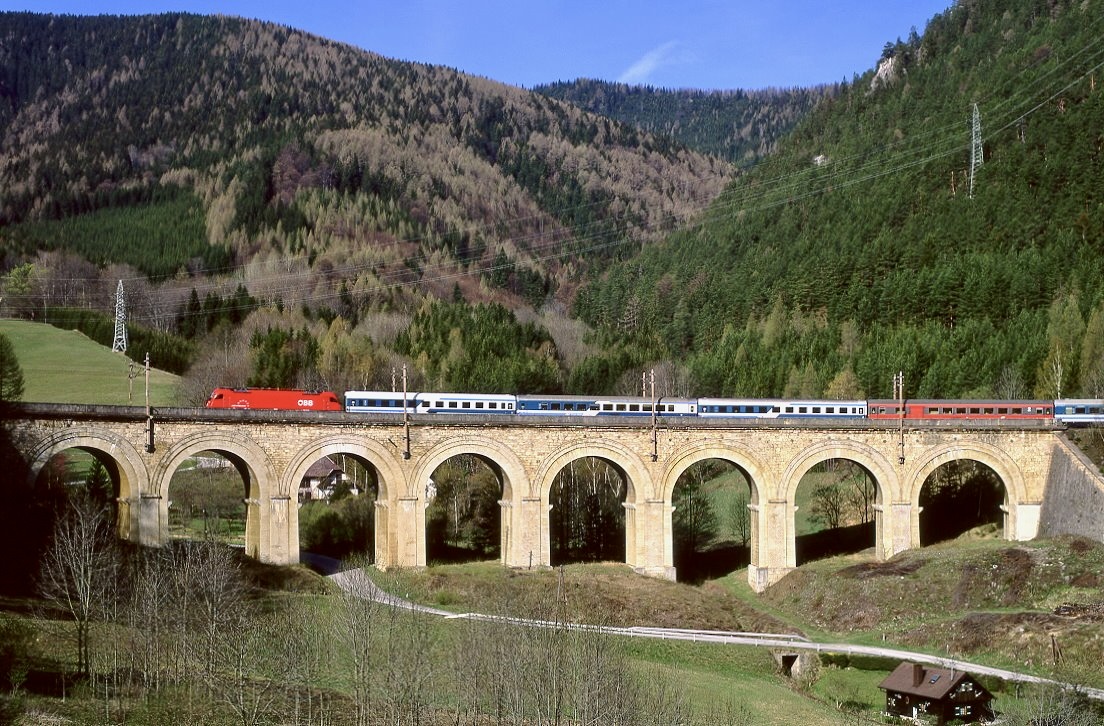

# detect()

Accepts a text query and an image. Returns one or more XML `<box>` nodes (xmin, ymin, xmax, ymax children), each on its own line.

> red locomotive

<box><xmin>205</xmin><ymin>387</ymin><xmax>343</xmax><ymax>411</ymax></box>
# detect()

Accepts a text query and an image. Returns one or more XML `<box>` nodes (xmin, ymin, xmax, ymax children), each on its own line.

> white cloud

<box><xmin>617</xmin><ymin>41</ymin><xmax>683</xmax><ymax>85</ymax></box>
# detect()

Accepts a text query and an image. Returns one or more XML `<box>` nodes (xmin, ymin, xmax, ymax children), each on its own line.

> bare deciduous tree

<box><xmin>38</xmin><ymin>490</ymin><xmax>118</xmax><ymax>676</ymax></box>
<box><xmin>730</xmin><ymin>488</ymin><xmax>751</xmax><ymax>548</ymax></box>
<box><xmin>810</xmin><ymin>481</ymin><xmax>847</xmax><ymax>531</ymax></box>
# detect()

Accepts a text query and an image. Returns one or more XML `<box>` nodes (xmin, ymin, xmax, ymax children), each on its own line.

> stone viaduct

<box><xmin>8</xmin><ymin>403</ymin><xmax>1104</xmax><ymax>592</ymax></box>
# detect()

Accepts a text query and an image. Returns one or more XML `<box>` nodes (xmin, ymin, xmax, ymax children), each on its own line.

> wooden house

<box><xmin>878</xmin><ymin>662</ymin><xmax>994</xmax><ymax>724</ymax></box>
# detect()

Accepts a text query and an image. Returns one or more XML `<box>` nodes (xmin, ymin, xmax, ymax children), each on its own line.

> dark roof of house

<box><xmin>878</xmin><ymin>662</ymin><xmax>991</xmax><ymax>701</ymax></box>
<box><xmin>303</xmin><ymin>456</ymin><xmax>341</xmax><ymax>478</ymax></box>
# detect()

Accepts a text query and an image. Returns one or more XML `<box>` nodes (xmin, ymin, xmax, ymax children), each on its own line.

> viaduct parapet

<box><xmin>7</xmin><ymin>403</ymin><xmax>1103</xmax><ymax>592</ymax></box>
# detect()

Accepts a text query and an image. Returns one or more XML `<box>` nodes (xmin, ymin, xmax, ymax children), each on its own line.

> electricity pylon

<box><xmin>968</xmin><ymin>103</ymin><xmax>983</xmax><ymax>199</ymax></box>
<box><xmin>111</xmin><ymin>280</ymin><xmax>127</xmax><ymax>353</ymax></box>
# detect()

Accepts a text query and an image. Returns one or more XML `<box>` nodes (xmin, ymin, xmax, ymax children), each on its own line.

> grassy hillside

<box><xmin>3</xmin><ymin>535</ymin><xmax>1101</xmax><ymax>723</ymax></box>
<box><xmin>382</xmin><ymin>539</ymin><xmax>1104</xmax><ymax>694</ymax></box>
<box><xmin>0</xmin><ymin>319</ymin><xmax>181</xmax><ymax>405</ymax></box>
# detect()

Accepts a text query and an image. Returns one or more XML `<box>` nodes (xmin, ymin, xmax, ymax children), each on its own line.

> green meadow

<box><xmin>0</xmin><ymin>318</ymin><xmax>181</xmax><ymax>406</ymax></box>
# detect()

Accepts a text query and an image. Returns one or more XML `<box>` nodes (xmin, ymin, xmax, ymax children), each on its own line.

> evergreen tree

<box><xmin>0</xmin><ymin>333</ymin><xmax>24</xmax><ymax>403</ymax></box>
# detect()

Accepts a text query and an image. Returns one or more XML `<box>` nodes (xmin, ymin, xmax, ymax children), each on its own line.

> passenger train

<box><xmin>205</xmin><ymin>387</ymin><xmax>1104</xmax><ymax>425</ymax></box>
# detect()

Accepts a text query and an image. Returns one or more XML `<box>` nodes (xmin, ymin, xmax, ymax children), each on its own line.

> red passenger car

<box><xmin>867</xmin><ymin>399</ymin><xmax>1053</xmax><ymax>421</ymax></box>
<box><xmin>205</xmin><ymin>387</ymin><xmax>343</xmax><ymax>411</ymax></box>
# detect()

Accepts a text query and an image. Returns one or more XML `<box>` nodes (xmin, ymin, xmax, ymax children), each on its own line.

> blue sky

<box><xmin>4</xmin><ymin>1</ymin><xmax>953</xmax><ymax>90</ymax></box>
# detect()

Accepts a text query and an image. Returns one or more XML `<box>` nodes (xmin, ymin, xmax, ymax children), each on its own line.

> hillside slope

<box><xmin>573</xmin><ymin>0</ymin><xmax>1104</xmax><ymax>400</ymax></box>
<box><xmin>760</xmin><ymin>536</ymin><xmax>1104</xmax><ymax>688</ymax></box>
<box><xmin>0</xmin><ymin>12</ymin><xmax>731</xmax><ymax>309</ymax></box>
<box><xmin>535</xmin><ymin>79</ymin><xmax>828</xmax><ymax>167</ymax></box>
<box><xmin>0</xmin><ymin>319</ymin><xmax>180</xmax><ymax>405</ymax></box>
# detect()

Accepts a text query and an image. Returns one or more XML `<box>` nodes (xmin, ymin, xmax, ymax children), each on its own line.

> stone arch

<box><xmin>660</xmin><ymin>443</ymin><xmax>774</xmax><ymax>580</ymax></box>
<box><xmin>534</xmin><ymin>440</ymin><xmax>653</xmax><ymax>570</ymax></box>
<box><xmin>153</xmin><ymin>431</ymin><xmax>280</xmax><ymax>562</ymax></box>
<box><xmin>285</xmin><ymin>435</ymin><xmax>405</xmax><ymax>503</ymax></box>
<box><xmin>661</xmin><ymin>444</ymin><xmax>772</xmax><ymax>505</ymax></box>
<box><xmin>411</xmin><ymin>436</ymin><xmax>531</xmax><ymax>569</ymax></box>
<box><xmin>535</xmin><ymin>440</ymin><xmax>652</xmax><ymax>504</ymax></box>
<box><xmin>27</xmin><ymin>428</ymin><xmax>148</xmax><ymax>543</ymax></box>
<box><xmin>908</xmin><ymin>442</ymin><xmax>1027</xmax><ymax>547</ymax></box>
<box><xmin>781</xmin><ymin>440</ymin><xmax>900</xmax><ymax>564</ymax></box>
<box><xmin>284</xmin><ymin>435</ymin><xmax>408</xmax><ymax>567</ymax></box>
<box><xmin>411</xmin><ymin>435</ymin><xmax>528</xmax><ymax>504</ymax></box>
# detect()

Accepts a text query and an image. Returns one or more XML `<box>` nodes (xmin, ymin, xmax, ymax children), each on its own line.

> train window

<box><xmin>629</xmin><ymin>404</ymin><xmax>640</xmax><ymax>412</ymax></box>
<box><xmin>1011</xmin><ymin>408</ymin><xmax>1022</xmax><ymax>415</ymax></box>
<box><xmin>643</xmin><ymin>404</ymin><xmax>653</xmax><ymax>412</ymax></box>
<box><xmin>800</xmin><ymin>406</ymin><xmax>808</xmax><ymax>413</ymax></box>
<box><xmin>984</xmin><ymin>408</ymin><xmax>994</xmax><ymax>414</ymax></box>
<box><xmin>462</xmin><ymin>402</ymin><xmax>471</xmax><ymax>408</ymax></box>
<box><xmin>616</xmin><ymin>404</ymin><xmax>626</xmax><ymax>411</ymax></box>
<box><xmin>475</xmin><ymin>402</ymin><xmax>484</xmax><ymax>409</ymax></box>
<box><xmin>489</xmin><ymin>402</ymin><xmax>498</xmax><ymax>409</ymax></box>
<box><xmin>435</xmin><ymin>401</ymin><xmax>443</xmax><ymax>407</ymax></box>
<box><xmin>784</xmin><ymin>406</ymin><xmax>794</xmax><ymax>414</ymax></box>
<box><xmin>602</xmin><ymin>404</ymin><xmax>612</xmax><ymax>411</ymax></box>
<box><xmin>969</xmin><ymin>408</ymin><xmax>980</xmax><ymax>414</ymax></box>
<box><xmin>508</xmin><ymin>403</ymin><xmax>514</xmax><ymax>409</ymax></box>
<box><xmin>813</xmin><ymin>407</ymin><xmax>822</xmax><ymax>413</ymax></box>
<box><xmin>539</xmin><ymin>403</ymin><xmax>549</xmax><ymax>410</ymax></box>
<box><xmin>448</xmin><ymin>401</ymin><xmax>457</xmax><ymax>408</ymax></box>
<box><xmin>998</xmin><ymin>407</ymin><xmax>1008</xmax><ymax>414</ymax></box>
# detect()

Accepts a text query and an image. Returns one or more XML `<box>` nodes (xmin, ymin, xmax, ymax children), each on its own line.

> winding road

<box><xmin>325</xmin><ymin>565</ymin><xmax>1104</xmax><ymax>701</ymax></box>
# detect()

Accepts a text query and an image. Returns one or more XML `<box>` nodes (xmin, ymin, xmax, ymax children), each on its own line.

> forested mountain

<box><xmin>4</xmin><ymin>1</ymin><xmax>1102</xmax><ymax>405</ymax></box>
<box><xmin>534</xmin><ymin>79</ymin><xmax>828</xmax><ymax>167</ymax></box>
<box><xmin>0</xmin><ymin>12</ymin><xmax>731</xmax><ymax>399</ymax></box>
<box><xmin>574</xmin><ymin>0</ymin><xmax>1104</xmax><ymax>401</ymax></box>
